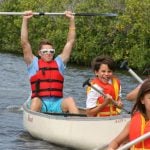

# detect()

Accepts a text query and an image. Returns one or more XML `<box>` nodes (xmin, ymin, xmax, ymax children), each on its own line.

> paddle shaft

<box><xmin>0</xmin><ymin>12</ymin><xmax>118</xmax><ymax>17</ymax></box>
<box><xmin>87</xmin><ymin>81</ymin><xmax>130</xmax><ymax>114</ymax></box>
<box><xmin>94</xmin><ymin>132</ymin><xmax>150</xmax><ymax>150</ymax></box>
<box><xmin>118</xmin><ymin>132</ymin><xmax>150</xmax><ymax>150</ymax></box>
<box><xmin>120</xmin><ymin>60</ymin><xmax>143</xmax><ymax>84</ymax></box>
<box><xmin>128</xmin><ymin>68</ymin><xmax>143</xmax><ymax>84</ymax></box>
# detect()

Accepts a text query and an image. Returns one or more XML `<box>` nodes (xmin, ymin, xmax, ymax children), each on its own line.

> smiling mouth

<box><xmin>102</xmin><ymin>77</ymin><xmax>110</xmax><ymax>82</ymax></box>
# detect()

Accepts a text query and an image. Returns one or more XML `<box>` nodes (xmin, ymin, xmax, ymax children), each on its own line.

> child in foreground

<box><xmin>108</xmin><ymin>79</ymin><xmax>150</xmax><ymax>149</ymax></box>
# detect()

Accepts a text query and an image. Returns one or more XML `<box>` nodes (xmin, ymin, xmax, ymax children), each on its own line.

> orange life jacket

<box><xmin>30</xmin><ymin>59</ymin><xmax>64</xmax><ymax>98</ymax></box>
<box><xmin>129</xmin><ymin>112</ymin><xmax>150</xmax><ymax>150</ymax></box>
<box><xmin>90</xmin><ymin>77</ymin><xmax>120</xmax><ymax>117</ymax></box>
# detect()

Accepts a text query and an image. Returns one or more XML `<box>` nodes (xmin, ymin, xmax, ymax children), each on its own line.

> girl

<box><xmin>108</xmin><ymin>79</ymin><xmax>150</xmax><ymax>149</ymax></box>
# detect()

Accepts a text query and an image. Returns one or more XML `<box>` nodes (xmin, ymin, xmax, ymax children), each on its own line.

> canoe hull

<box><xmin>23</xmin><ymin>101</ymin><xmax>130</xmax><ymax>150</ymax></box>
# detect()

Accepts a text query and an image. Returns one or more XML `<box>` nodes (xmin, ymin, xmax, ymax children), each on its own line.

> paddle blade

<box><xmin>120</xmin><ymin>60</ymin><xmax>129</xmax><ymax>70</ymax></box>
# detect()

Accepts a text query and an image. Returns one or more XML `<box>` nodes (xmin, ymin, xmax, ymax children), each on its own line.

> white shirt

<box><xmin>86</xmin><ymin>80</ymin><xmax>122</xmax><ymax>109</ymax></box>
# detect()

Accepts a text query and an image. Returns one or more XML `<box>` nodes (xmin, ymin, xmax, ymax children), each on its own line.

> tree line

<box><xmin>0</xmin><ymin>0</ymin><xmax>149</xmax><ymax>71</ymax></box>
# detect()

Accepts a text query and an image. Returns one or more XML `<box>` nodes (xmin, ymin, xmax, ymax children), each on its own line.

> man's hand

<box><xmin>65</xmin><ymin>10</ymin><xmax>74</xmax><ymax>20</ymax></box>
<box><xmin>23</xmin><ymin>10</ymin><xmax>33</xmax><ymax>20</ymax></box>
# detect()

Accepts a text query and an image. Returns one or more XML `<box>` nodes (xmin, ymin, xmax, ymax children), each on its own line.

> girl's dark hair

<box><xmin>131</xmin><ymin>79</ymin><xmax>150</xmax><ymax>117</ymax></box>
<box><xmin>39</xmin><ymin>39</ymin><xmax>53</xmax><ymax>50</ymax></box>
<box><xmin>91</xmin><ymin>55</ymin><xmax>116</xmax><ymax>72</ymax></box>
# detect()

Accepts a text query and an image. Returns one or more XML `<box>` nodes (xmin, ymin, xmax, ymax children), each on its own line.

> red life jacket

<box><xmin>91</xmin><ymin>77</ymin><xmax>120</xmax><ymax>117</ymax></box>
<box><xmin>30</xmin><ymin>59</ymin><xmax>64</xmax><ymax>98</ymax></box>
<box><xmin>129</xmin><ymin>112</ymin><xmax>150</xmax><ymax>150</ymax></box>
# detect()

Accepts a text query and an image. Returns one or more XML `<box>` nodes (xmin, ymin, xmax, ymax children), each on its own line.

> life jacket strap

<box><xmin>31</xmin><ymin>79</ymin><xmax>63</xmax><ymax>84</ymax></box>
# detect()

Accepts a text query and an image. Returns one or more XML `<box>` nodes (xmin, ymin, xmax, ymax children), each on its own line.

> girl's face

<box><xmin>141</xmin><ymin>92</ymin><xmax>150</xmax><ymax>118</ymax></box>
<box><xmin>95</xmin><ymin>64</ymin><xmax>113</xmax><ymax>83</ymax></box>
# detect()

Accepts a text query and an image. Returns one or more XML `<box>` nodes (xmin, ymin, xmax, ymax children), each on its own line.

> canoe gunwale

<box><xmin>23</xmin><ymin>100</ymin><xmax>130</xmax><ymax>121</ymax></box>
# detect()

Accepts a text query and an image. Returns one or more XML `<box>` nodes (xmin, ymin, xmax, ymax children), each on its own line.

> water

<box><xmin>0</xmin><ymin>53</ymin><xmax>139</xmax><ymax>150</ymax></box>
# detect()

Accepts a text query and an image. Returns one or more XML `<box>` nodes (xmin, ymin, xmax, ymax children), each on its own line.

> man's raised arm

<box><xmin>21</xmin><ymin>10</ymin><xmax>34</xmax><ymax>65</ymax></box>
<box><xmin>60</xmin><ymin>11</ymin><xmax>76</xmax><ymax>64</ymax></box>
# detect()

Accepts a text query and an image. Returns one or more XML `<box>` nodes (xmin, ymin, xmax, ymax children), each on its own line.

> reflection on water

<box><xmin>0</xmin><ymin>53</ymin><xmax>140</xmax><ymax>149</ymax></box>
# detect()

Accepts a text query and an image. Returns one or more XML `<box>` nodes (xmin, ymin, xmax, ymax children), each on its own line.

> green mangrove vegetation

<box><xmin>0</xmin><ymin>0</ymin><xmax>149</xmax><ymax>70</ymax></box>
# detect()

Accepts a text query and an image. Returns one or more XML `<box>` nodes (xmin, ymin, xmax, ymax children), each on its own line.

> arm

<box><xmin>21</xmin><ymin>10</ymin><xmax>34</xmax><ymax>65</ymax></box>
<box><xmin>59</xmin><ymin>11</ymin><xmax>76</xmax><ymax>64</ymax></box>
<box><xmin>126</xmin><ymin>85</ymin><xmax>141</xmax><ymax>101</ymax></box>
<box><xmin>107</xmin><ymin>121</ymin><xmax>130</xmax><ymax>150</ymax></box>
<box><xmin>86</xmin><ymin>88</ymin><xmax>112</xmax><ymax>117</ymax></box>
<box><xmin>86</xmin><ymin>97</ymin><xmax>111</xmax><ymax>117</ymax></box>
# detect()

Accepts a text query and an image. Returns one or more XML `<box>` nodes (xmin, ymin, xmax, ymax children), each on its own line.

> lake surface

<box><xmin>0</xmin><ymin>53</ymin><xmax>139</xmax><ymax>150</ymax></box>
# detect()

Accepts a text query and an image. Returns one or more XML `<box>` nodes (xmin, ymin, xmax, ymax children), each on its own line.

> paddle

<box><xmin>0</xmin><ymin>12</ymin><xmax>118</xmax><ymax>17</ymax></box>
<box><xmin>118</xmin><ymin>132</ymin><xmax>150</xmax><ymax>150</ymax></box>
<box><xmin>83</xmin><ymin>78</ymin><xmax>130</xmax><ymax>114</ymax></box>
<box><xmin>120</xmin><ymin>60</ymin><xmax>143</xmax><ymax>84</ymax></box>
<box><xmin>94</xmin><ymin>132</ymin><xmax>150</xmax><ymax>150</ymax></box>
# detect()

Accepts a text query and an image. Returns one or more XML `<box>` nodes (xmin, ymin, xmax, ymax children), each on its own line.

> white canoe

<box><xmin>23</xmin><ymin>100</ymin><xmax>130</xmax><ymax>150</ymax></box>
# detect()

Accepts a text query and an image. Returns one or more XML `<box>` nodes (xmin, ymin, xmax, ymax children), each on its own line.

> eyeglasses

<box><xmin>40</xmin><ymin>49</ymin><xmax>55</xmax><ymax>55</ymax></box>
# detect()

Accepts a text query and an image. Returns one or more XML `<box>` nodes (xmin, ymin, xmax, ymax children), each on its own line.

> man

<box><xmin>21</xmin><ymin>10</ymin><xmax>79</xmax><ymax>113</ymax></box>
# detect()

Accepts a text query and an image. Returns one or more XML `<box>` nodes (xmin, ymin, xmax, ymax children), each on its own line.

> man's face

<box><xmin>38</xmin><ymin>44</ymin><xmax>55</xmax><ymax>62</ymax></box>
